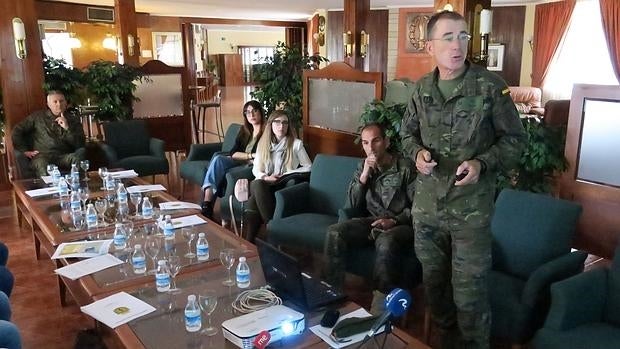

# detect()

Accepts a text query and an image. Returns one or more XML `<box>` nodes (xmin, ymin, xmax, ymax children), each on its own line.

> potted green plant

<box><xmin>251</xmin><ymin>42</ymin><xmax>327</xmax><ymax>131</ymax></box>
<box><xmin>43</xmin><ymin>55</ymin><xmax>85</xmax><ymax>109</ymax></box>
<box><xmin>356</xmin><ymin>99</ymin><xmax>407</xmax><ymax>153</ymax></box>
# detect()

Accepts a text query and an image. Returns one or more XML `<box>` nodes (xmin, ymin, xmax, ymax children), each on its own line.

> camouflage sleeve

<box><xmin>475</xmin><ymin>87</ymin><xmax>526</xmax><ymax>173</ymax></box>
<box><xmin>400</xmin><ymin>86</ymin><xmax>424</xmax><ymax>162</ymax></box>
<box><xmin>11</xmin><ymin>113</ymin><xmax>36</xmax><ymax>152</ymax></box>
<box><xmin>344</xmin><ymin>162</ymin><xmax>367</xmax><ymax>210</ymax></box>
<box><xmin>393</xmin><ymin>161</ymin><xmax>415</xmax><ymax>226</ymax></box>
<box><xmin>63</xmin><ymin>114</ymin><xmax>86</xmax><ymax>149</ymax></box>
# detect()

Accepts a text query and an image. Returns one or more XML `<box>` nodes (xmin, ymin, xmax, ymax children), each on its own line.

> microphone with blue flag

<box><xmin>358</xmin><ymin>288</ymin><xmax>412</xmax><ymax>347</ymax></box>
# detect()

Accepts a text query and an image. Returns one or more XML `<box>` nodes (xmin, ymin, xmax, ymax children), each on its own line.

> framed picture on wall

<box><xmin>487</xmin><ymin>44</ymin><xmax>505</xmax><ymax>71</ymax></box>
<box><xmin>152</xmin><ymin>32</ymin><xmax>184</xmax><ymax>66</ymax></box>
<box><xmin>405</xmin><ymin>13</ymin><xmax>432</xmax><ymax>53</ymax></box>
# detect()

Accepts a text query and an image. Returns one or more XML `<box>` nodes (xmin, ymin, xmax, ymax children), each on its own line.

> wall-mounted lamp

<box><xmin>360</xmin><ymin>30</ymin><xmax>370</xmax><ymax>58</ymax></box>
<box><xmin>12</xmin><ymin>18</ymin><xmax>27</xmax><ymax>60</ymax></box>
<box><xmin>343</xmin><ymin>31</ymin><xmax>353</xmax><ymax>57</ymax></box>
<box><xmin>527</xmin><ymin>35</ymin><xmax>534</xmax><ymax>51</ymax></box>
<box><xmin>479</xmin><ymin>9</ymin><xmax>493</xmax><ymax>63</ymax></box>
<box><xmin>127</xmin><ymin>34</ymin><xmax>135</xmax><ymax>56</ymax></box>
<box><xmin>102</xmin><ymin>33</ymin><xmax>117</xmax><ymax>50</ymax></box>
<box><xmin>313</xmin><ymin>15</ymin><xmax>326</xmax><ymax>47</ymax></box>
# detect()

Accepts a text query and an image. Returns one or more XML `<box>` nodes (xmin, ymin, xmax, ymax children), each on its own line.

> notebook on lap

<box><xmin>256</xmin><ymin>239</ymin><xmax>346</xmax><ymax>311</ymax></box>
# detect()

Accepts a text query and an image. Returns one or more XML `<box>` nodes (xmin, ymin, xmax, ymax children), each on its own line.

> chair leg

<box><xmin>180</xmin><ymin>179</ymin><xmax>186</xmax><ymax>200</ymax></box>
<box><xmin>423</xmin><ymin>308</ymin><xmax>432</xmax><ymax>344</ymax></box>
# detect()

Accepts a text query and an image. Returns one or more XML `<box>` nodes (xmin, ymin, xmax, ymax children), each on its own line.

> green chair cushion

<box><xmin>606</xmin><ymin>250</ymin><xmax>620</xmax><ymax>327</ymax></box>
<box><xmin>179</xmin><ymin>160</ymin><xmax>209</xmax><ymax>187</ymax></box>
<box><xmin>307</xmin><ymin>155</ymin><xmax>361</xmax><ymax>215</ymax></box>
<box><xmin>103</xmin><ymin>120</ymin><xmax>150</xmax><ymax>159</ymax></box>
<box><xmin>534</xmin><ymin>323</ymin><xmax>620</xmax><ymax>349</ymax></box>
<box><xmin>267</xmin><ymin>213</ymin><xmax>339</xmax><ymax>251</ymax></box>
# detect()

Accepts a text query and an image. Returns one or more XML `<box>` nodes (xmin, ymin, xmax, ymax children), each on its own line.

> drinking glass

<box><xmin>145</xmin><ymin>235</ymin><xmax>161</xmax><ymax>275</ymax></box>
<box><xmin>123</xmin><ymin>221</ymin><xmax>135</xmax><ymax>252</ymax></box>
<box><xmin>72</xmin><ymin>210</ymin><xmax>85</xmax><ymax>231</ymax></box>
<box><xmin>94</xmin><ymin>198</ymin><xmax>108</xmax><ymax>227</ymax></box>
<box><xmin>181</xmin><ymin>227</ymin><xmax>196</xmax><ymax>258</ymax></box>
<box><xmin>79</xmin><ymin>187</ymin><xmax>90</xmax><ymax>210</ymax></box>
<box><xmin>198</xmin><ymin>290</ymin><xmax>218</xmax><ymax>336</ymax></box>
<box><xmin>80</xmin><ymin>160</ymin><xmax>90</xmax><ymax>181</ymax></box>
<box><xmin>46</xmin><ymin>164</ymin><xmax>55</xmax><ymax>185</ymax></box>
<box><xmin>129</xmin><ymin>192</ymin><xmax>142</xmax><ymax>218</ymax></box>
<box><xmin>167</xmin><ymin>255</ymin><xmax>182</xmax><ymax>294</ymax></box>
<box><xmin>98</xmin><ymin>167</ymin><xmax>108</xmax><ymax>189</ymax></box>
<box><xmin>219</xmin><ymin>248</ymin><xmax>236</xmax><ymax>286</ymax></box>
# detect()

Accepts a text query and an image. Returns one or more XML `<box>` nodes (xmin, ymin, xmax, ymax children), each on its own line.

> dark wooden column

<box><xmin>115</xmin><ymin>0</ymin><xmax>139</xmax><ymax>66</ymax></box>
<box><xmin>0</xmin><ymin>0</ymin><xmax>45</xmax><ymax>181</ymax></box>
<box><xmin>343</xmin><ymin>0</ymin><xmax>370</xmax><ymax>70</ymax></box>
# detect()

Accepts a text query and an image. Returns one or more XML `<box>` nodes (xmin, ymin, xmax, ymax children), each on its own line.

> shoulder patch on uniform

<box><xmin>502</xmin><ymin>88</ymin><xmax>511</xmax><ymax>96</ymax></box>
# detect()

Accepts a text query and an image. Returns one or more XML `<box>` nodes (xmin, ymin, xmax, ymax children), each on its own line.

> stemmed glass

<box><xmin>72</xmin><ymin>210</ymin><xmax>85</xmax><ymax>231</ymax></box>
<box><xmin>181</xmin><ymin>227</ymin><xmax>196</xmax><ymax>258</ymax></box>
<box><xmin>94</xmin><ymin>198</ymin><xmax>108</xmax><ymax>227</ymax></box>
<box><xmin>80</xmin><ymin>160</ymin><xmax>90</xmax><ymax>181</ymax></box>
<box><xmin>123</xmin><ymin>221</ymin><xmax>134</xmax><ymax>252</ymax></box>
<box><xmin>98</xmin><ymin>167</ymin><xmax>108</xmax><ymax>190</ymax></box>
<box><xmin>198</xmin><ymin>290</ymin><xmax>218</xmax><ymax>336</ymax></box>
<box><xmin>167</xmin><ymin>255</ymin><xmax>182</xmax><ymax>294</ymax></box>
<box><xmin>46</xmin><ymin>164</ymin><xmax>56</xmax><ymax>185</ymax></box>
<box><xmin>219</xmin><ymin>248</ymin><xmax>236</xmax><ymax>286</ymax></box>
<box><xmin>130</xmin><ymin>192</ymin><xmax>142</xmax><ymax>218</ymax></box>
<box><xmin>78</xmin><ymin>187</ymin><xmax>90</xmax><ymax>210</ymax></box>
<box><xmin>145</xmin><ymin>235</ymin><xmax>161</xmax><ymax>275</ymax></box>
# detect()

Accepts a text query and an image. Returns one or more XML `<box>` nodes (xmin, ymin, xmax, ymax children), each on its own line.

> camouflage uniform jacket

<box><xmin>346</xmin><ymin>154</ymin><xmax>416</xmax><ymax>226</ymax></box>
<box><xmin>400</xmin><ymin>62</ymin><xmax>526</xmax><ymax>228</ymax></box>
<box><xmin>12</xmin><ymin>109</ymin><xmax>85</xmax><ymax>155</ymax></box>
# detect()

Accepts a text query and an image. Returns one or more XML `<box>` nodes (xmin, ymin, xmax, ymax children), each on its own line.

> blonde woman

<box><xmin>246</xmin><ymin>110</ymin><xmax>312</xmax><ymax>241</ymax></box>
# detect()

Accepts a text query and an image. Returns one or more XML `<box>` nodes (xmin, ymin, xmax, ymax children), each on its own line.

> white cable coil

<box><xmin>232</xmin><ymin>287</ymin><xmax>282</xmax><ymax>314</ymax></box>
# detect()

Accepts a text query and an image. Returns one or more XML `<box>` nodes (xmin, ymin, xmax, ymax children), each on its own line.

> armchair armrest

<box><xmin>186</xmin><ymin>143</ymin><xmax>223</xmax><ymax>161</ymax></box>
<box><xmin>521</xmin><ymin>250</ymin><xmax>587</xmax><ymax>307</ymax></box>
<box><xmin>99</xmin><ymin>143</ymin><xmax>118</xmax><ymax>163</ymax></box>
<box><xmin>223</xmin><ymin>166</ymin><xmax>254</xmax><ymax>199</ymax></box>
<box><xmin>272</xmin><ymin>182</ymin><xmax>310</xmax><ymax>219</ymax></box>
<box><xmin>338</xmin><ymin>207</ymin><xmax>366</xmax><ymax>222</ymax></box>
<box><xmin>544</xmin><ymin>268</ymin><xmax>607</xmax><ymax>331</ymax></box>
<box><xmin>149</xmin><ymin>138</ymin><xmax>165</xmax><ymax>158</ymax></box>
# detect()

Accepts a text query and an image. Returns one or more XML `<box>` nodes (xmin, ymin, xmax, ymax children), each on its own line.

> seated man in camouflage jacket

<box><xmin>323</xmin><ymin>123</ymin><xmax>416</xmax><ymax>313</ymax></box>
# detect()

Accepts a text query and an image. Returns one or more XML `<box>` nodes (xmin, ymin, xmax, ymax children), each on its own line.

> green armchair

<box><xmin>267</xmin><ymin>154</ymin><xmax>361</xmax><ymax>251</ymax></box>
<box><xmin>179</xmin><ymin>123</ymin><xmax>242</xmax><ymax>199</ymax></box>
<box><xmin>490</xmin><ymin>189</ymin><xmax>587</xmax><ymax>347</ymax></box>
<box><xmin>100</xmin><ymin>120</ymin><xmax>169</xmax><ymax>179</ymax></box>
<box><xmin>532</xmin><ymin>245</ymin><xmax>620</xmax><ymax>349</ymax></box>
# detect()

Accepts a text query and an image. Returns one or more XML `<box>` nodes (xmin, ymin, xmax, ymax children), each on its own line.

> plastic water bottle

<box><xmin>70</xmin><ymin>175</ymin><xmax>80</xmax><ymax>192</ymax></box>
<box><xmin>117</xmin><ymin>202</ymin><xmax>129</xmax><ymax>222</ymax></box>
<box><xmin>142</xmin><ymin>197</ymin><xmax>153</xmax><ymax>219</ymax></box>
<box><xmin>51</xmin><ymin>166</ymin><xmax>61</xmax><ymax>186</ymax></box>
<box><xmin>185</xmin><ymin>294</ymin><xmax>202</xmax><ymax>332</ymax></box>
<box><xmin>86</xmin><ymin>203</ymin><xmax>98</xmax><ymax>229</ymax></box>
<box><xmin>58</xmin><ymin>176</ymin><xmax>69</xmax><ymax>197</ymax></box>
<box><xmin>70</xmin><ymin>189</ymin><xmax>81</xmax><ymax>211</ymax></box>
<box><xmin>196</xmin><ymin>233</ymin><xmax>209</xmax><ymax>261</ymax></box>
<box><xmin>131</xmin><ymin>244</ymin><xmax>146</xmax><ymax>274</ymax></box>
<box><xmin>113</xmin><ymin>223</ymin><xmax>127</xmax><ymax>250</ymax></box>
<box><xmin>236</xmin><ymin>256</ymin><xmax>250</xmax><ymax>288</ymax></box>
<box><xmin>70</xmin><ymin>163</ymin><xmax>79</xmax><ymax>182</ymax></box>
<box><xmin>117</xmin><ymin>183</ymin><xmax>128</xmax><ymax>204</ymax></box>
<box><xmin>105</xmin><ymin>175</ymin><xmax>115</xmax><ymax>192</ymax></box>
<box><xmin>163</xmin><ymin>215</ymin><xmax>174</xmax><ymax>239</ymax></box>
<box><xmin>155</xmin><ymin>260</ymin><xmax>170</xmax><ymax>292</ymax></box>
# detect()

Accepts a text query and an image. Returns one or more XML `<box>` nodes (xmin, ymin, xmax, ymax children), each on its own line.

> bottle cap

<box><xmin>134</xmin><ymin>244</ymin><xmax>141</xmax><ymax>249</ymax></box>
<box><xmin>115</xmin><ymin>223</ymin><xmax>122</xmax><ymax>227</ymax></box>
<box><xmin>165</xmin><ymin>215</ymin><xmax>172</xmax><ymax>220</ymax></box>
<box><xmin>239</xmin><ymin>257</ymin><xmax>246</xmax><ymax>262</ymax></box>
<box><xmin>158</xmin><ymin>260</ymin><xmax>166</xmax><ymax>265</ymax></box>
<box><xmin>199</xmin><ymin>232</ymin><xmax>205</xmax><ymax>237</ymax></box>
<box><xmin>188</xmin><ymin>294</ymin><xmax>196</xmax><ymax>301</ymax></box>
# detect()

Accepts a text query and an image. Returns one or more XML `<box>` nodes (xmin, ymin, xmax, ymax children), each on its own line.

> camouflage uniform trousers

<box><xmin>31</xmin><ymin>150</ymin><xmax>85</xmax><ymax>177</ymax></box>
<box><xmin>414</xmin><ymin>220</ymin><xmax>491</xmax><ymax>349</ymax></box>
<box><xmin>324</xmin><ymin>217</ymin><xmax>414</xmax><ymax>293</ymax></box>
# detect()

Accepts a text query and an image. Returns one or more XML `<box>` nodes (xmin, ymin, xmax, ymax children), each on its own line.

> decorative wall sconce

<box><xmin>12</xmin><ymin>18</ymin><xmax>27</xmax><ymax>60</ymax></box>
<box><xmin>360</xmin><ymin>30</ymin><xmax>369</xmax><ymax>58</ymax></box>
<box><xmin>343</xmin><ymin>31</ymin><xmax>353</xmax><ymax>57</ymax></box>
<box><xmin>478</xmin><ymin>9</ymin><xmax>493</xmax><ymax>63</ymax></box>
<box><xmin>102</xmin><ymin>33</ymin><xmax>117</xmax><ymax>50</ymax></box>
<box><xmin>313</xmin><ymin>15</ymin><xmax>326</xmax><ymax>47</ymax></box>
<box><xmin>127</xmin><ymin>34</ymin><xmax>135</xmax><ymax>56</ymax></box>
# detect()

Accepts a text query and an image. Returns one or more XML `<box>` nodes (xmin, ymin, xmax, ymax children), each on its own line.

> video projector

<box><xmin>222</xmin><ymin>305</ymin><xmax>305</xmax><ymax>348</ymax></box>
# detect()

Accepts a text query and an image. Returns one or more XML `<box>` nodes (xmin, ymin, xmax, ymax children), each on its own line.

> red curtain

<box><xmin>532</xmin><ymin>0</ymin><xmax>576</xmax><ymax>87</ymax></box>
<box><xmin>600</xmin><ymin>0</ymin><xmax>620</xmax><ymax>82</ymax></box>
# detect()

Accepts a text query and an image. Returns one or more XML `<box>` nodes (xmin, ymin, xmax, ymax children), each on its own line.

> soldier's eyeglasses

<box><xmin>428</xmin><ymin>33</ymin><xmax>472</xmax><ymax>43</ymax></box>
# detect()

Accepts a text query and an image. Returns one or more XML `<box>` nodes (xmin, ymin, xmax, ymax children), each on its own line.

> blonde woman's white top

<box><xmin>252</xmin><ymin>138</ymin><xmax>312</xmax><ymax>180</ymax></box>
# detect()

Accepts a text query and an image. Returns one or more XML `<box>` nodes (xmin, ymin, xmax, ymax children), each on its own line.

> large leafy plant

<box><xmin>497</xmin><ymin>118</ymin><xmax>568</xmax><ymax>193</ymax></box>
<box><xmin>251</xmin><ymin>42</ymin><xmax>327</xmax><ymax>131</ymax></box>
<box><xmin>43</xmin><ymin>55</ymin><xmax>85</xmax><ymax>108</ymax></box>
<box><xmin>357</xmin><ymin>100</ymin><xmax>407</xmax><ymax>153</ymax></box>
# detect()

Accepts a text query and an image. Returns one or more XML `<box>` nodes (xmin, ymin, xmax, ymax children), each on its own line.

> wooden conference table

<box><xmin>12</xmin><ymin>174</ymin><xmax>429</xmax><ymax>349</ymax></box>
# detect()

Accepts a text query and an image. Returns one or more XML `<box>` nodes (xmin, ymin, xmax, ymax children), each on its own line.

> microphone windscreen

<box><xmin>384</xmin><ymin>288</ymin><xmax>412</xmax><ymax>317</ymax></box>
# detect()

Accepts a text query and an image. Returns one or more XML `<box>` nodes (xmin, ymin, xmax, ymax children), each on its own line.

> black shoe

<box><xmin>201</xmin><ymin>201</ymin><xmax>214</xmax><ymax>219</ymax></box>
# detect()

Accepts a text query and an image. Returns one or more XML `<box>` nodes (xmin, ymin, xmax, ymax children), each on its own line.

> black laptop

<box><xmin>255</xmin><ymin>239</ymin><xmax>346</xmax><ymax>310</ymax></box>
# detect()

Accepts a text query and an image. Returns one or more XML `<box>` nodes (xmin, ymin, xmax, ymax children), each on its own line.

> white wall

<box><xmin>207</xmin><ymin>30</ymin><xmax>285</xmax><ymax>54</ymax></box>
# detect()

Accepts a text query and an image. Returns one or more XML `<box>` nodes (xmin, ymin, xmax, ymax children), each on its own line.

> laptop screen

<box><xmin>256</xmin><ymin>239</ymin><xmax>308</xmax><ymax>307</ymax></box>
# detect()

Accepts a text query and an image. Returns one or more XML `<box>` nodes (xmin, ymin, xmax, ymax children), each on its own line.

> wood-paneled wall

<box><xmin>490</xmin><ymin>6</ymin><xmax>525</xmax><ymax>86</ymax></box>
<box><xmin>395</xmin><ymin>7</ymin><xmax>435</xmax><ymax>81</ymax></box>
<box><xmin>326</xmin><ymin>10</ymin><xmax>388</xmax><ymax>81</ymax></box>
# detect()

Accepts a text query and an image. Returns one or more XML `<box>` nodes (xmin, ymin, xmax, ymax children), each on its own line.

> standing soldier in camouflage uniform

<box><xmin>400</xmin><ymin>11</ymin><xmax>525</xmax><ymax>349</ymax></box>
<box><xmin>12</xmin><ymin>90</ymin><xmax>85</xmax><ymax>177</ymax></box>
<box><xmin>324</xmin><ymin>123</ymin><xmax>416</xmax><ymax>313</ymax></box>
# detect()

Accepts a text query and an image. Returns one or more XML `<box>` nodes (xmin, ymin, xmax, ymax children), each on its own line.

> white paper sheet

<box><xmin>109</xmin><ymin>170</ymin><xmax>139</xmax><ymax>179</ymax></box>
<box><xmin>157</xmin><ymin>215</ymin><xmax>207</xmax><ymax>229</ymax></box>
<box><xmin>80</xmin><ymin>291</ymin><xmax>156</xmax><ymax>329</ymax></box>
<box><xmin>55</xmin><ymin>254</ymin><xmax>123</xmax><ymax>280</ymax></box>
<box><xmin>309</xmin><ymin>308</ymin><xmax>385</xmax><ymax>349</ymax></box>
<box><xmin>41</xmin><ymin>175</ymin><xmax>53</xmax><ymax>184</ymax></box>
<box><xmin>159</xmin><ymin>201</ymin><xmax>201</xmax><ymax>210</ymax></box>
<box><xmin>25</xmin><ymin>186</ymin><xmax>59</xmax><ymax>197</ymax></box>
<box><xmin>126</xmin><ymin>184</ymin><xmax>166</xmax><ymax>193</ymax></box>
<box><xmin>51</xmin><ymin>240</ymin><xmax>113</xmax><ymax>259</ymax></box>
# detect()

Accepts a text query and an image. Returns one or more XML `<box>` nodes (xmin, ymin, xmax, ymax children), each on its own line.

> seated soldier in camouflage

<box><xmin>12</xmin><ymin>90</ymin><xmax>85</xmax><ymax>177</ymax></box>
<box><xmin>323</xmin><ymin>123</ymin><xmax>416</xmax><ymax>314</ymax></box>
